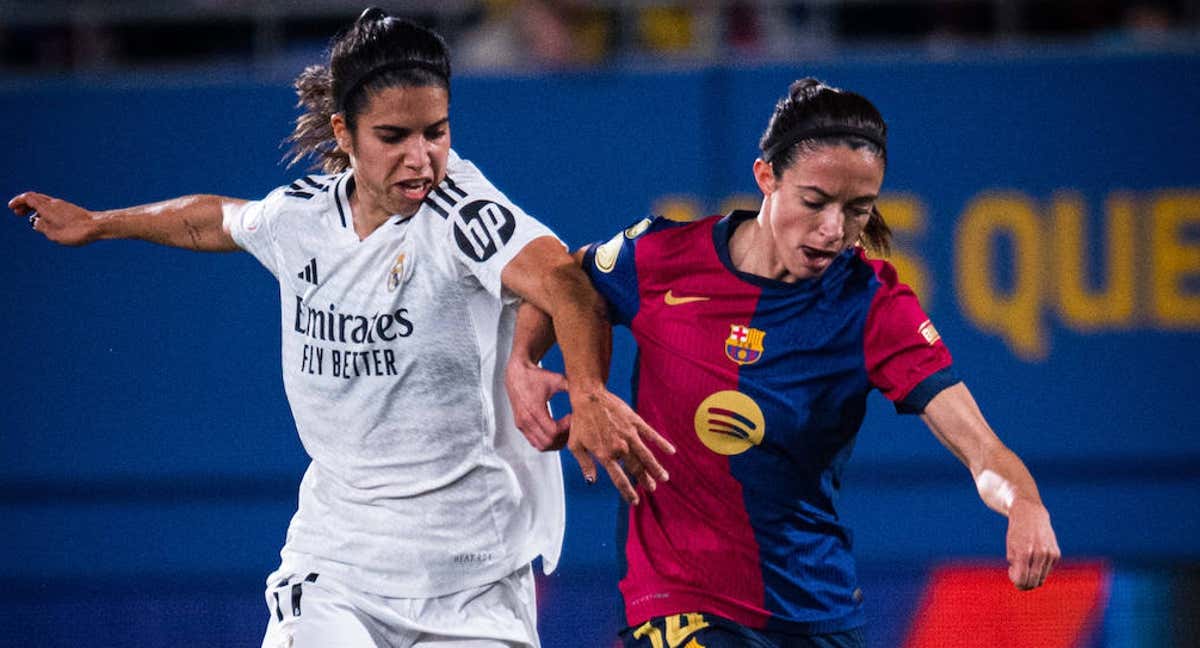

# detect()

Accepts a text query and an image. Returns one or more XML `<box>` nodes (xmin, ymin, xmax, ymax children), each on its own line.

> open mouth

<box><xmin>801</xmin><ymin>245</ymin><xmax>838</xmax><ymax>260</ymax></box>
<box><xmin>395</xmin><ymin>178</ymin><xmax>432</xmax><ymax>201</ymax></box>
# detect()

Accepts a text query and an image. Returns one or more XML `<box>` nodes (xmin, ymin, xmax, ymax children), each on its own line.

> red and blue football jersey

<box><xmin>583</xmin><ymin>212</ymin><xmax>959</xmax><ymax>634</ymax></box>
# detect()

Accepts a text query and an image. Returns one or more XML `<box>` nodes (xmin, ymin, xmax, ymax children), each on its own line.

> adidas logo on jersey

<box><xmin>298</xmin><ymin>258</ymin><xmax>319</xmax><ymax>285</ymax></box>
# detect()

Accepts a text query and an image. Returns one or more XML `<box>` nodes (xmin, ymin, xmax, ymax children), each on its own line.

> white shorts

<box><xmin>259</xmin><ymin>564</ymin><xmax>539</xmax><ymax>648</ymax></box>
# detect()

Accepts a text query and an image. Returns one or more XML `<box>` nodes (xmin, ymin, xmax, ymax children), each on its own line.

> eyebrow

<box><xmin>798</xmin><ymin>184</ymin><xmax>878</xmax><ymax>204</ymax></box>
<box><xmin>371</xmin><ymin>117</ymin><xmax>449</xmax><ymax>134</ymax></box>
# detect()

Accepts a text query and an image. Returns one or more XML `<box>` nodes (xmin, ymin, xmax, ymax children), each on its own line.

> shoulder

<box><xmin>421</xmin><ymin>151</ymin><xmax>541</xmax><ymax>241</ymax></box>
<box><xmin>262</xmin><ymin>171</ymin><xmax>348</xmax><ymax>221</ymax></box>
<box><xmin>861</xmin><ymin>251</ymin><xmax>901</xmax><ymax>287</ymax></box>
<box><xmin>424</xmin><ymin>150</ymin><xmax>516</xmax><ymax>215</ymax></box>
<box><xmin>597</xmin><ymin>213</ymin><xmax>714</xmax><ymax>252</ymax></box>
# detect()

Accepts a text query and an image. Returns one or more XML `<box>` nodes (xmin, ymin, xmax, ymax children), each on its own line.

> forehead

<box><xmin>781</xmin><ymin>144</ymin><xmax>884</xmax><ymax>190</ymax></box>
<box><xmin>357</xmin><ymin>85</ymin><xmax>449</xmax><ymax>124</ymax></box>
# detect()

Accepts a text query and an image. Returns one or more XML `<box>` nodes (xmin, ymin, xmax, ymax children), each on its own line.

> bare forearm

<box><xmin>922</xmin><ymin>381</ymin><xmax>1059</xmax><ymax>589</ymax></box>
<box><xmin>512</xmin><ymin>301</ymin><xmax>558</xmax><ymax>366</ymax></box>
<box><xmin>541</xmin><ymin>262</ymin><xmax>612</xmax><ymax>395</ymax></box>
<box><xmin>97</xmin><ymin>194</ymin><xmax>242</xmax><ymax>251</ymax></box>
<box><xmin>920</xmin><ymin>382</ymin><xmax>1044</xmax><ymax>516</ymax></box>
<box><xmin>971</xmin><ymin>443</ymin><xmax>1045</xmax><ymax>517</ymax></box>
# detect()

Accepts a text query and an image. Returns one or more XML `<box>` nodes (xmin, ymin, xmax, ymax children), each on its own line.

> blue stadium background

<box><xmin>2</xmin><ymin>51</ymin><xmax>1198</xmax><ymax>646</ymax></box>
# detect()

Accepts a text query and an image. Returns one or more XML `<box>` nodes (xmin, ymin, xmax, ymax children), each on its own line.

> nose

<box><xmin>400</xmin><ymin>136</ymin><xmax>428</xmax><ymax>170</ymax></box>
<box><xmin>816</xmin><ymin>207</ymin><xmax>844</xmax><ymax>243</ymax></box>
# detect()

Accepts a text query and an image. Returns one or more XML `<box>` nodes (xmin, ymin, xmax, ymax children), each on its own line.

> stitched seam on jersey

<box><xmin>265</xmin><ymin>187</ymin><xmax>286</xmax><ymax>278</ymax></box>
<box><xmin>451</xmin><ymin>218</ymin><xmax>509</xmax><ymax>562</ymax></box>
<box><xmin>333</xmin><ymin>172</ymin><xmax>349</xmax><ymax>229</ymax></box>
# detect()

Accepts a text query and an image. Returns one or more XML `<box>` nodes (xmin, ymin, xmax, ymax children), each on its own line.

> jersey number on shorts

<box><xmin>633</xmin><ymin>613</ymin><xmax>711</xmax><ymax>648</ymax></box>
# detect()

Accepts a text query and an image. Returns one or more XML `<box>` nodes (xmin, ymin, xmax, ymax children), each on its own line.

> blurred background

<box><xmin>1</xmin><ymin>1</ymin><xmax>1198</xmax><ymax>647</ymax></box>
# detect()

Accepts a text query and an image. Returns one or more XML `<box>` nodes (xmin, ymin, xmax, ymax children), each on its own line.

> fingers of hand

<box><xmin>636</xmin><ymin>418</ymin><xmax>675</xmax><ymax>455</ymax></box>
<box><xmin>626</xmin><ymin>438</ymin><xmax>668</xmax><ymax>485</ymax></box>
<box><xmin>601</xmin><ymin>460</ymin><xmax>639</xmax><ymax>506</ymax></box>
<box><xmin>9</xmin><ymin>194</ymin><xmax>30</xmax><ymax>215</ymax></box>
<box><xmin>13</xmin><ymin>192</ymin><xmax>48</xmax><ymax>216</ymax></box>
<box><xmin>1009</xmin><ymin>544</ymin><xmax>1058</xmax><ymax>590</ymax></box>
<box><xmin>546</xmin><ymin>430</ymin><xmax>568</xmax><ymax>452</ymax></box>
<box><xmin>625</xmin><ymin>456</ymin><xmax>655</xmax><ymax>492</ymax></box>
<box><xmin>543</xmin><ymin>369</ymin><xmax>569</xmax><ymax>394</ymax></box>
<box><xmin>528</xmin><ymin>409</ymin><xmax>559</xmax><ymax>448</ymax></box>
<box><xmin>568</xmin><ymin>444</ymin><xmax>597</xmax><ymax>485</ymax></box>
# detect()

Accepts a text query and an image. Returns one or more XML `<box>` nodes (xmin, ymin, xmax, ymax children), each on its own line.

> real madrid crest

<box><xmin>386</xmin><ymin>251</ymin><xmax>413</xmax><ymax>292</ymax></box>
<box><xmin>724</xmin><ymin>324</ymin><xmax>766</xmax><ymax>365</ymax></box>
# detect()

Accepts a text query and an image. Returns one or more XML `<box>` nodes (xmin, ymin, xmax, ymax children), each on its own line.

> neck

<box><xmin>729</xmin><ymin>212</ymin><xmax>789</xmax><ymax>282</ymax></box>
<box><xmin>348</xmin><ymin>184</ymin><xmax>405</xmax><ymax>241</ymax></box>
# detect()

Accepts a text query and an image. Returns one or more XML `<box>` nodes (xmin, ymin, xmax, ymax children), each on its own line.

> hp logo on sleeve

<box><xmin>454</xmin><ymin>200</ymin><xmax>516</xmax><ymax>262</ymax></box>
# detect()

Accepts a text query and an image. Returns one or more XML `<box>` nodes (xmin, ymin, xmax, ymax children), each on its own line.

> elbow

<box><xmin>545</xmin><ymin>261</ymin><xmax>605</xmax><ymax>319</ymax></box>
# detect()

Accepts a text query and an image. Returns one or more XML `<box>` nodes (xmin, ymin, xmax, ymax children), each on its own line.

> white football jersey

<box><xmin>224</xmin><ymin>150</ymin><xmax>565</xmax><ymax>598</ymax></box>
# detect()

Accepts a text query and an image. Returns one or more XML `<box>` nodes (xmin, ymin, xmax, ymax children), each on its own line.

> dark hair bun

<box><xmin>789</xmin><ymin>78</ymin><xmax>826</xmax><ymax>102</ymax></box>
<box><xmin>357</xmin><ymin>7</ymin><xmax>388</xmax><ymax>25</ymax></box>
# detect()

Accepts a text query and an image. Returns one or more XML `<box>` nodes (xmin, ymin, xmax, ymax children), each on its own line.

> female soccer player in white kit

<box><xmin>9</xmin><ymin>8</ymin><xmax>672</xmax><ymax>647</ymax></box>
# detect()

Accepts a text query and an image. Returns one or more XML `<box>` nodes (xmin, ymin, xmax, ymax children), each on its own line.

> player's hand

<box><xmin>505</xmin><ymin>358</ymin><xmax>571</xmax><ymax>451</ymax></box>
<box><xmin>9</xmin><ymin>192</ymin><xmax>102</xmax><ymax>246</ymax></box>
<box><xmin>1005</xmin><ymin>498</ymin><xmax>1060</xmax><ymax>590</ymax></box>
<box><xmin>619</xmin><ymin>451</ymin><xmax>656</xmax><ymax>493</ymax></box>
<box><xmin>566</xmin><ymin>387</ymin><xmax>674</xmax><ymax>505</ymax></box>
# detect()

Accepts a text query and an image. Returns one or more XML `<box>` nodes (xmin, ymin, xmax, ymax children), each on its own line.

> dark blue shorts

<box><xmin>620</xmin><ymin>612</ymin><xmax>865</xmax><ymax>648</ymax></box>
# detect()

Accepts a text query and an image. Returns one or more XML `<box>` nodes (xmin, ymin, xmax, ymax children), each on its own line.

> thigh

<box><xmin>261</xmin><ymin>574</ymin><xmax>387</xmax><ymax>648</ymax></box>
<box><xmin>407</xmin><ymin>565</ymin><xmax>539</xmax><ymax>648</ymax></box>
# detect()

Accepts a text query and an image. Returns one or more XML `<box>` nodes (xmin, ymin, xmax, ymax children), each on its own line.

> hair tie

<box><xmin>336</xmin><ymin>61</ymin><xmax>449</xmax><ymax>112</ymax></box>
<box><xmin>763</xmin><ymin>125</ymin><xmax>886</xmax><ymax>163</ymax></box>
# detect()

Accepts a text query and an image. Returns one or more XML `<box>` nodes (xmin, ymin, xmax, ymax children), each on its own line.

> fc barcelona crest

<box><xmin>724</xmin><ymin>324</ymin><xmax>766</xmax><ymax>365</ymax></box>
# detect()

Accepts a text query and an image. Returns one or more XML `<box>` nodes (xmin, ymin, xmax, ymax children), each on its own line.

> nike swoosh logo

<box><xmin>664</xmin><ymin>290</ymin><xmax>711</xmax><ymax>306</ymax></box>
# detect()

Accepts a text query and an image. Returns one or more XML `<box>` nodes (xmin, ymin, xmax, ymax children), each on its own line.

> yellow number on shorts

<box><xmin>632</xmin><ymin>621</ymin><xmax>665</xmax><ymax>648</ymax></box>
<box><xmin>635</xmin><ymin>614</ymin><xmax>710</xmax><ymax>648</ymax></box>
<box><xmin>665</xmin><ymin>613</ymin><xmax>709</xmax><ymax>647</ymax></box>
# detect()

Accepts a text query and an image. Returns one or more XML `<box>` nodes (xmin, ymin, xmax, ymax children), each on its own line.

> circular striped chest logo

<box><xmin>693</xmin><ymin>390</ymin><xmax>765</xmax><ymax>455</ymax></box>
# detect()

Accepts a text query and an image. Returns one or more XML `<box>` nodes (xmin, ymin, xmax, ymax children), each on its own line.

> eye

<box><xmin>847</xmin><ymin>203</ymin><xmax>874</xmax><ymax>218</ymax></box>
<box><xmin>802</xmin><ymin>199</ymin><xmax>824</xmax><ymax>210</ymax></box>
<box><xmin>425</xmin><ymin>127</ymin><xmax>448</xmax><ymax>141</ymax></box>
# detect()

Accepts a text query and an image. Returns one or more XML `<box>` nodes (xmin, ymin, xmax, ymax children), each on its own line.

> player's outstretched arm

<box><xmin>501</xmin><ymin>237</ymin><xmax>675</xmax><ymax>505</ymax></box>
<box><xmin>9</xmin><ymin>191</ymin><xmax>242</xmax><ymax>251</ymax></box>
<box><xmin>920</xmin><ymin>382</ymin><xmax>1061</xmax><ymax>590</ymax></box>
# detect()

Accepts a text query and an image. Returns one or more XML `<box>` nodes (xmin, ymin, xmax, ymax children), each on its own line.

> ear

<box><xmin>331</xmin><ymin>113</ymin><xmax>353</xmax><ymax>155</ymax></box>
<box><xmin>753</xmin><ymin>158</ymin><xmax>776</xmax><ymax>196</ymax></box>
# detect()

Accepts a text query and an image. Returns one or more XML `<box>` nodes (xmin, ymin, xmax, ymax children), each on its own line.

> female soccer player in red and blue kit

<box><xmin>507</xmin><ymin>78</ymin><xmax>1060</xmax><ymax>648</ymax></box>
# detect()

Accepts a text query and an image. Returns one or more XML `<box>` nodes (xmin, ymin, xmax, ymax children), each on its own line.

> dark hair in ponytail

<box><xmin>285</xmin><ymin>7</ymin><xmax>452</xmax><ymax>173</ymax></box>
<box><xmin>759</xmin><ymin>78</ymin><xmax>892</xmax><ymax>254</ymax></box>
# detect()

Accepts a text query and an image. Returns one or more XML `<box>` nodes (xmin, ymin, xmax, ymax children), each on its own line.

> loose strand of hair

<box><xmin>284</xmin><ymin>64</ymin><xmax>350</xmax><ymax>174</ymax></box>
<box><xmin>861</xmin><ymin>206</ymin><xmax>893</xmax><ymax>256</ymax></box>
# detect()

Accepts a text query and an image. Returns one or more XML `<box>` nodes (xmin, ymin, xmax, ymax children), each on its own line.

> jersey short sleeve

<box><xmin>581</xmin><ymin>217</ymin><xmax>656</xmax><ymax>327</ymax></box>
<box><xmin>223</xmin><ymin>186</ymin><xmax>288</xmax><ymax>279</ymax></box>
<box><xmin>436</xmin><ymin>153</ymin><xmax>560</xmax><ymax>300</ymax></box>
<box><xmin>863</xmin><ymin>258</ymin><xmax>959</xmax><ymax>413</ymax></box>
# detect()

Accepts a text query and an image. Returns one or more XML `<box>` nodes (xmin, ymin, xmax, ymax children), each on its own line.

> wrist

<box><xmin>91</xmin><ymin>209</ymin><xmax>119</xmax><ymax>240</ymax></box>
<box><xmin>506</xmin><ymin>353</ymin><xmax>540</xmax><ymax>371</ymax></box>
<box><xmin>567</xmin><ymin>379</ymin><xmax>606</xmax><ymax>401</ymax></box>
